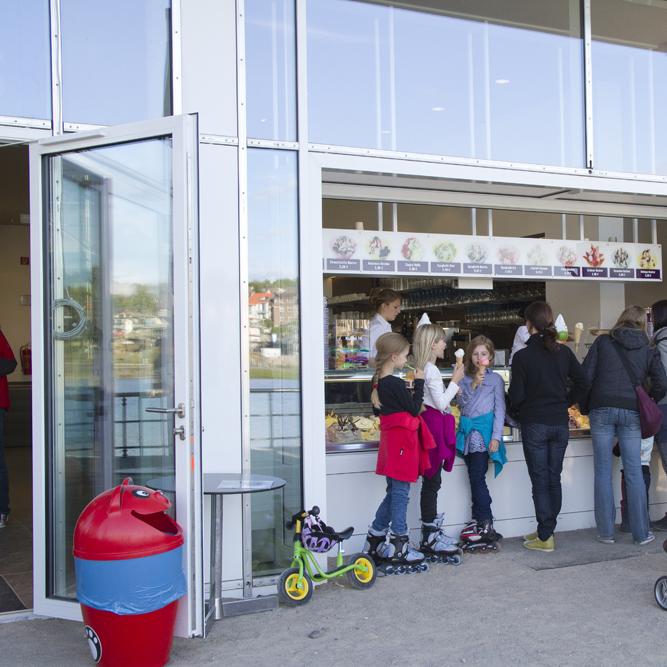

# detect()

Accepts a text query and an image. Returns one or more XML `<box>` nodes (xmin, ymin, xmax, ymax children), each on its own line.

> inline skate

<box><xmin>420</xmin><ymin>514</ymin><xmax>463</xmax><ymax>565</ymax></box>
<box><xmin>458</xmin><ymin>519</ymin><xmax>502</xmax><ymax>554</ymax></box>
<box><xmin>365</xmin><ymin>529</ymin><xmax>428</xmax><ymax>574</ymax></box>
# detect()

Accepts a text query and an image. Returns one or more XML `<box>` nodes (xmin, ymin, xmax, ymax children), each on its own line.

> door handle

<box><xmin>145</xmin><ymin>403</ymin><xmax>186</xmax><ymax>419</ymax></box>
<box><xmin>173</xmin><ymin>425</ymin><xmax>186</xmax><ymax>441</ymax></box>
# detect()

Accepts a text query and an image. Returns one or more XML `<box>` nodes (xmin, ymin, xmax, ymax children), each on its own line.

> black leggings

<box><xmin>420</xmin><ymin>466</ymin><xmax>442</xmax><ymax>524</ymax></box>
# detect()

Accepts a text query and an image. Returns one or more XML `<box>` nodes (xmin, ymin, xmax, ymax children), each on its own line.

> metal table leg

<box><xmin>204</xmin><ymin>494</ymin><xmax>223</xmax><ymax>634</ymax></box>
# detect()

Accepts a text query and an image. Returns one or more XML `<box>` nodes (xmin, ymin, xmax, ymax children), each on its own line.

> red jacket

<box><xmin>0</xmin><ymin>331</ymin><xmax>16</xmax><ymax>410</ymax></box>
<box><xmin>375</xmin><ymin>412</ymin><xmax>436</xmax><ymax>483</ymax></box>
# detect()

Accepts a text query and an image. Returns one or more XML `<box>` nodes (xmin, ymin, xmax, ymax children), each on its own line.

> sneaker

<box><xmin>635</xmin><ymin>532</ymin><xmax>656</xmax><ymax>546</ymax></box>
<box><xmin>0</xmin><ymin>514</ymin><xmax>7</xmax><ymax>528</ymax></box>
<box><xmin>651</xmin><ymin>514</ymin><xmax>667</xmax><ymax>532</ymax></box>
<box><xmin>523</xmin><ymin>531</ymin><xmax>538</xmax><ymax>542</ymax></box>
<box><xmin>523</xmin><ymin>535</ymin><xmax>555</xmax><ymax>552</ymax></box>
<box><xmin>597</xmin><ymin>536</ymin><xmax>615</xmax><ymax>544</ymax></box>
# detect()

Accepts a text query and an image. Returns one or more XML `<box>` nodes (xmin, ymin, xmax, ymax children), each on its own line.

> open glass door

<box><xmin>29</xmin><ymin>115</ymin><xmax>203</xmax><ymax>636</ymax></box>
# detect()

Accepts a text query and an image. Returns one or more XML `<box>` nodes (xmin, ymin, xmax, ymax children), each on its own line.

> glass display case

<box><xmin>325</xmin><ymin>367</ymin><xmax>519</xmax><ymax>453</ymax></box>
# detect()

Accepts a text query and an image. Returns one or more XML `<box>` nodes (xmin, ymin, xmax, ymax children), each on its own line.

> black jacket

<box><xmin>581</xmin><ymin>328</ymin><xmax>667</xmax><ymax>412</ymax></box>
<box><xmin>509</xmin><ymin>334</ymin><xmax>589</xmax><ymax>426</ymax></box>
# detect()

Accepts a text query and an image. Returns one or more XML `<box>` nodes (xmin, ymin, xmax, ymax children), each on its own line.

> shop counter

<box><xmin>325</xmin><ymin>436</ymin><xmax>667</xmax><ymax>554</ymax></box>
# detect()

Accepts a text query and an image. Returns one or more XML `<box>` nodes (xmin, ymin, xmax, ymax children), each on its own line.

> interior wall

<box><xmin>0</xmin><ymin>224</ymin><xmax>31</xmax><ymax>381</ymax></box>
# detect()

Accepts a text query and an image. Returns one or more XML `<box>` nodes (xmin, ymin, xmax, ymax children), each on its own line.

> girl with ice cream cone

<box><xmin>412</xmin><ymin>319</ymin><xmax>465</xmax><ymax>563</ymax></box>
<box><xmin>456</xmin><ymin>335</ymin><xmax>507</xmax><ymax>552</ymax></box>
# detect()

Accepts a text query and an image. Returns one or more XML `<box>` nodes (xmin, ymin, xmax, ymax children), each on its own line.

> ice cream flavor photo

<box><xmin>526</xmin><ymin>246</ymin><xmax>547</xmax><ymax>266</ymax></box>
<box><xmin>583</xmin><ymin>244</ymin><xmax>605</xmax><ymax>267</ymax></box>
<box><xmin>401</xmin><ymin>237</ymin><xmax>423</xmax><ymax>261</ymax></box>
<box><xmin>466</xmin><ymin>243</ymin><xmax>488</xmax><ymax>263</ymax></box>
<box><xmin>497</xmin><ymin>246</ymin><xmax>520</xmax><ymax>265</ymax></box>
<box><xmin>367</xmin><ymin>235</ymin><xmax>391</xmax><ymax>258</ymax></box>
<box><xmin>433</xmin><ymin>240</ymin><xmax>457</xmax><ymax>262</ymax></box>
<box><xmin>557</xmin><ymin>246</ymin><xmax>577</xmax><ymax>267</ymax></box>
<box><xmin>612</xmin><ymin>247</ymin><xmax>629</xmax><ymax>268</ymax></box>
<box><xmin>639</xmin><ymin>248</ymin><xmax>657</xmax><ymax>269</ymax></box>
<box><xmin>331</xmin><ymin>234</ymin><xmax>357</xmax><ymax>259</ymax></box>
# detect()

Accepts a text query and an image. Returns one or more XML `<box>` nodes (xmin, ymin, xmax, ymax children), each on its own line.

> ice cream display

<box><xmin>555</xmin><ymin>313</ymin><xmax>568</xmax><ymax>342</ymax></box>
<box><xmin>455</xmin><ymin>348</ymin><xmax>465</xmax><ymax>367</ymax></box>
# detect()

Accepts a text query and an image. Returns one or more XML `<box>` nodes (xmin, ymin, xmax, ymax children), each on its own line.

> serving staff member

<box><xmin>365</xmin><ymin>288</ymin><xmax>401</xmax><ymax>361</ymax></box>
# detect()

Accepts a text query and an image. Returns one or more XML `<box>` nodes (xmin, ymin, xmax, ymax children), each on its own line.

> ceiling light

<box><xmin>495</xmin><ymin>79</ymin><xmax>510</xmax><ymax>85</ymax></box>
<box><xmin>431</xmin><ymin>106</ymin><xmax>446</xmax><ymax>111</ymax></box>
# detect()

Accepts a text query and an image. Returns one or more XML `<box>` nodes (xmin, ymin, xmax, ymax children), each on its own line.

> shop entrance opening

<box><xmin>0</xmin><ymin>143</ymin><xmax>33</xmax><ymax>614</ymax></box>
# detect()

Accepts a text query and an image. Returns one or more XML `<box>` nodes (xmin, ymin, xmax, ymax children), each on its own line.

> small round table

<box><xmin>148</xmin><ymin>473</ymin><xmax>286</xmax><ymax>634</ymax></box>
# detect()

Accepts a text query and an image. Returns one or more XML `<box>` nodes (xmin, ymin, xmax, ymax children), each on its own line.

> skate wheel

<box><xmin>345</xmin><ymin>553</ymin><xmax>377</xmax><ymax>590</ymax></box>
<box><xmin>419</xmin><ymin>562</ymin><xmax>429</xmax><ymax>572</ymax></box>
<box><xmin>655</xmin><ymin>576</ymin><xmax>667</xmax><ymax>610</ymax></box>
<box><xmin>278</xmin><ymin>568</ymin><xmax>313</xmax><ymax>606</ymax></box>
<box><xmin>449</xmin><ymin>554</ymin><xmax>463</xmax><ymax>566</ymax></box>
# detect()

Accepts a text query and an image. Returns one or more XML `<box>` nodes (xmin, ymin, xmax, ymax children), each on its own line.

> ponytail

<box><xmin>524</xmin><ymin>301</ymin><xmax>559</xmax><ymax>353</ymax></box>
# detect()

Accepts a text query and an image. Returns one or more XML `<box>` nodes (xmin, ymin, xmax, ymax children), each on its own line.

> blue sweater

<box><xmin>456</xmin><ymin>412</ymin><xmax>507</xmax><ymax>477</ymax></box>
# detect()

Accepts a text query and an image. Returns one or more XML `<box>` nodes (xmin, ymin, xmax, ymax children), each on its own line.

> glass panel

<box><xmin>592</xmin><ymin>0</ymin><xmax>667</xmax><ymax>175</ymax></box>
<box><xmin>307</xmin><ymin>0</ymin><xmax>584</xmax><ymax>167</ymax></box>
<box><xmin>0</xmin><ymin>0</ymin><xmax>51</xmax><ymax>119</ymax></box>
<box><xmin>61</xmin><ymin>0</ymin><xmax>172</xmax><ymax>125</ymax></box>
<box><xmin>47</xmin><ymin>138</ymin><xmax>174</xmax><ymax>598</ymax></box>
<box><xmin>246</xmin><ymin>0</ymin><xmax>297</xmax><ymax>141</ymax></box>
<box><xmin>247</xmin><ymin>149</ymin><xmax>301</xmax><ymax>576</ymax></box>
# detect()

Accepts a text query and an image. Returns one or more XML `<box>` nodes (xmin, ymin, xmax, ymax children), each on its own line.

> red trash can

<box><xmin>73</xmin><ymin>478</ymin><xmax>186</xmax><ymax>666</ymax></box>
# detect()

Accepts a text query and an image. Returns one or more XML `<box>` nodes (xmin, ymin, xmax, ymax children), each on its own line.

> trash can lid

<box><xmin>73</xmin><ymin>478</ymin><xmax>184</xmax><ymax>560</ymax></box>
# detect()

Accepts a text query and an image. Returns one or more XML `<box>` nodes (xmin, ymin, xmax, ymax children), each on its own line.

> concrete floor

<box><xmin>2</xmin><ymin>527</ymin><xmax>666</xmax><ymax>666</ymax></box>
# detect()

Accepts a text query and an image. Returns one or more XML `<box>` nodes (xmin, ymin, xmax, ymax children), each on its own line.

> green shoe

<box><xmin>523</xmin><ymin>531</ymin><xmax>538</xmax><ymax>542</ymax></box>
<box><xmin>523</xmin><ymin>535</ymin><xmax>555</xmax><ymax>552</ymax></box>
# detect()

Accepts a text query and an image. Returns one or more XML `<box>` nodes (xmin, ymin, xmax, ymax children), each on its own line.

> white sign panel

<box><xmin>323</xmin><ymin>230</ymin><xmax>662</xmax><ymax>282</ymax></box>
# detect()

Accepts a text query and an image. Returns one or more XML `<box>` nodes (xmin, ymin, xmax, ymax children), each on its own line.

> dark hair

<box><xmin>652</xmin><ymin>300</ymin><xmax>667</xmax><ymax>332</ymax></box>
<box><xmin>369</xmin><ymin>288</ymin><xmax>401</xmax><ymax>313</ymax></box>
<box><xmin>524</xmin><ymin>301</ymin><xmax>559</xmax><ymax>353</ymax></box>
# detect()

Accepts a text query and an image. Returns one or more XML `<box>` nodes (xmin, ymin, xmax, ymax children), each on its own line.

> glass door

<box><xmin>30</xmin><ymin>116</ymin><xmax>202</xmax><ymax>636</ymax></box>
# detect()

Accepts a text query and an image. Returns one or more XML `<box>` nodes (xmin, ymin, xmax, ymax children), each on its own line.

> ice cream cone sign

<box><xmin>455</xmin><ymin>348</ymin><xmax>465</xmax><ymax>367</ymax></box>
<box><xmin>574</xmin><ymin>322</ymin><xmax>584</xmax><ymax>354</ymax></box>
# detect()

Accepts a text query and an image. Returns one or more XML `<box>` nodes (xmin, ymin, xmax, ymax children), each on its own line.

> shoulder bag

<box><xmin>609</xmin><ymin>337</ymin><xmax>663</xmax><ymax>438</ymax></box>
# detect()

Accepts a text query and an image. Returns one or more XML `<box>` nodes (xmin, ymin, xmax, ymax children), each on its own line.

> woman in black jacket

<box><xmin>582</xmin><ymin>306</ymin><xmax>667</xmax><ymax>545</ymax></box>
<box><xmin>509</xmin><ymin>301</ymin><xmax>589</xmax><ymax>552</ymax></box>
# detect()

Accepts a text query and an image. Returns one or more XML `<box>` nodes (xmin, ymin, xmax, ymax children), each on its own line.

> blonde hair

<box><xmin>370</xmin><ymin>332</ymin><xmax>410</xmax><ymax>409</ymax></box>
<box><xmin>465</xmin><ymin>335</ymin><xmax>495</xmax><ymax>376</ymax></box>
<box><xmin>612</xmin><ymin>305</ymin><xmax>647</xmax><ymax>333</ymax></box>
<box><xmin>412</xmin><ymin>324</ymin><xmax>445</xmax><ymax>371</ymax></box>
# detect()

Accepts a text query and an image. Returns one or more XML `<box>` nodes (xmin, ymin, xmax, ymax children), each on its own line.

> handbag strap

<box><xmin>606</xmin><ymin>335</ymin><xmax>640</xmax><ymax>388</ymax></box>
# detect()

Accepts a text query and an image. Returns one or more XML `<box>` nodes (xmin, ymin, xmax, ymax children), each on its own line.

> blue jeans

<box><xmin>465</xmin><ymin>451</ymin><xmax>492</xmax><ymax>522</ymax></box>
<box><xmin>590</xmin><ymin>407</ymin><xmax>649</xmax><ymax>542</ymax></box>
<box><xmin>656</xmin><ymin>404</ymin><xmax>667</xmax><ymax>476</ymax></box>
<box><xmin>0</xmin><ymin>409</ymin><xmax>8</xmax><ymax>515</ymax></box>
<box><xmin>521</xmin><ymin>423</ymin><xmax>569</xmax><ymax>541</ymax></box>
<box><xmin>372</xmin><ymin>477</ymin><xmax>410</xmax><ymax>536</ymax></box>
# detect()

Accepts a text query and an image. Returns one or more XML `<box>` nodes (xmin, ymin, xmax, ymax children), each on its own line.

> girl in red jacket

<box><xmin>363</xmin><ymin>332</ymin><xmax>434</xmax><ymax>573</ymax></box>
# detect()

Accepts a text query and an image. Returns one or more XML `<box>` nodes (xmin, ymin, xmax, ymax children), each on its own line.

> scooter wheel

<box><xmin>345</xmin><ymin>553</ymin><xmax>377</xmax><ymax>589</ymax></box>
<box><xmin>278</xmin><ymin>568</ymin><xmax>313</xmax><ymax>606</ymax></box>
<box><xmin>655</xmin><ymin>576</ymin><xmax>667</xmax><ymax>610</ymax></box>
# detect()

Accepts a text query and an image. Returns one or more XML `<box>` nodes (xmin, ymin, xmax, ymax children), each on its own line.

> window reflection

<box><xmin>592</xmin><ymin>0</ymin><xmax>667</xmax><ymax>175</ymax></box>
<box><xmin>307</xmin><ymin>0</ymin><xmax>584</xmax><ymax>167</ymax></box>
<box><xmin>246</xmin><ymin>0</ymin><xmax>297</xmax><ymax>141</ymax></box>
<box><xmin>61</xmin><ymin>0</ymin><xmax>172</xmax><ymax>125</ymax></box>
<box><xmin>247</xmin><ymin>149</ymin><xmax>301</xmax><ymax>576</ymax></box>
<box><xmin>49</xmin><ymin>139</ymin><xmax>175</xmax><ymax>598</ymax></box>
<box><xmin>0</xmin><ymin>1</ymin><xmax>51</xmax><ymax>120</ymax></box>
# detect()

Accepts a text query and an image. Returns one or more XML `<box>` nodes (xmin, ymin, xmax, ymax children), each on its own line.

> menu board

<box><xmin>323</xmin><ymin>230</ymin><xmax>662</xmax><ymax>282</ymax></box>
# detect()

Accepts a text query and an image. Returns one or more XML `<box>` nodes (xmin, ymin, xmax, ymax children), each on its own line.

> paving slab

<box><xmin>1</xmin><ymin>528</ymin><xmax>666</xmax><ymax>667</ymax></box>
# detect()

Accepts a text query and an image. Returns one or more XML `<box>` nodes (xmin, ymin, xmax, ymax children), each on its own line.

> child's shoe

<box><xmin>523</xmin><ymin>535</ymin><xmax>555</xmax><ymax>552</ymax></box>
<box><xmin>459</xmin><ymin>519</ymin><xmax>481</xmax><ymax>543</ymax></box>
